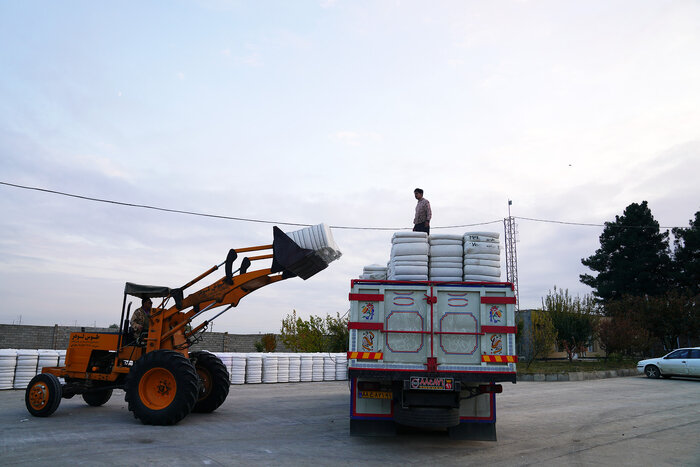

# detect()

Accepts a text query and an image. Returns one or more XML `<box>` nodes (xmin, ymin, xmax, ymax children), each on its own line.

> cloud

<box><xmin>329</xmin><ymin>130</ymin><xmax>382</xmax><ymax>146</ymax></box>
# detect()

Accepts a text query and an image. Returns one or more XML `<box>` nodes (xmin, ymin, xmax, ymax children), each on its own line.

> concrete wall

<box><xmin>0</xmin><ymin>324</ymin><xmax>288</xmax><ymax>353</ymax></box>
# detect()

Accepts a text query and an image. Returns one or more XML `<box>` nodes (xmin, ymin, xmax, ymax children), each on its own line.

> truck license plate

<box><xmin>409</xmin><ymin>376</ymin><xmax>454</xmax><ymax>391</ymax></box>
<box><xmin>358</xmin><ymin>391</ymin><xmax>392</xmax><ymax>400</ymax></box>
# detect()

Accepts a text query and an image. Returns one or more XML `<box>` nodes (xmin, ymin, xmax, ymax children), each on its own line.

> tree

<box><xmin>672</xmin><ymin>211</ymin><xmax>700</xmax><ymax>295</ymax></box>
<box><xmin>606</xmin><ymin>292</ymin><xmax>698</xmax><ymax>351</ymax></box>
<box><xmin>580</xmin><ymin>201</ymin><xmax>672</xmax><ymax>302</ymax></box>
<box><xmin>597</xmin><ymin>314</ymin><xmax>651</xmax><ymax>357</ymax></box>
<box><xmin>280</xmin><ymin>310</ymin><xmax>348</xmax><ymax>352</ymax></box>
<box><xmin>254</xmin><ymin>333</ymin><xmax>277</xmax><ymax>352</ymax></box>
<box><xmin>542</xmin><ymin>287</ymin><xmax>598</xmax><ymax>362</ymax></box>
<box><xmin>527</xmin><ymin>310</ymin><xmax>558</xmax><ymax>368</ymax></box>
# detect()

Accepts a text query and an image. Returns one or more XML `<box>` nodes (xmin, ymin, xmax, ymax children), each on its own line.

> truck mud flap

<box><xmin>448</xmin><ymin>422</ymin><xmax>497</xmax><ymax>441</ymax></box>
<box><xmin>350</xmin><ymin>419</ymin><xmax>396</xmax><ymax>437</ymax></box>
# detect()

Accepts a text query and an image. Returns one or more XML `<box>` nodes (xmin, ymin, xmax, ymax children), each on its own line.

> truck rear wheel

<box><xmin>125</xmin><ymin>350</ymin><xmax>199</xmax><ymax>425</ymax></box>
<box><xmin>190</xmin><ymin>351</ymin><xmax>230</xmax><ymax>413</ymax></box>
<box><xmin>82</xmin><ymin>388</ymin><xmax>113</xmax><ymax>407</ymax></box>
<box><xmin>393</xmin><ymin>402</ymin><xmax>460</xmax><ymax>428</ymax></box>
<box><xmin>25</xmin><ymin>373</ymin><xmax>63</xmax><ymax>417</ymax></box>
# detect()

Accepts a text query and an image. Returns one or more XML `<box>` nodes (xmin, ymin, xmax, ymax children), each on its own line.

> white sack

<box><xmin>463</xmin><ymin>235</ymin><xmax>499</xmax><ymax>243</ymax></box>
<box><xmin>393</xmin><ymin>231</ymin><xmax>428</xmax><ymax>239</ymax></box>
<box><xmin>429</xmin><ymin>245</ymin><xmax>464</xmax><ymax>257</ymax></box>
<box><xmin>392</xmin><ymin>237</ymin><xmax>429</xmax><ymax>244</ymax></box>
<box><xmin>464</xmin><ymin>242</ymin><xmax>501</xmax><ymax>254</ymax></box>
<box><xmin>394</xmin><ymin>265</ymin><xmax>429</xmax><ymax>275</ymax></box>
<box><xmin>463</xmin><ymin>274</ymin><xmax>502</xmax><ymax>281</ymax></box>
<box><xmin>391</xmin><ymin>254</ymin><xmax>431</xmax><ymax>262</ymax></box>
<box><xmin>428</xmin><ymin>239</ymin><xmax>463</xmax><ymax>246</ymax></box>
<box><xmin>430</xmin><ymin>267</ymin><xmax>464</xmax><ymax>276</ymax></box>
<box><xmin>464</xmin><ymin>258</ymin><xmax>501</xmax><ymax>268</ymax></box>
<box><xmin>286</xmin><ymin>223</ymin><xmax>342</xmax><ymax>264</ymax></box>
<box><xmin>429</xmin><ymin>233</ymin><xmax>463</xmax><ymax>241</ymax></box>
<box><xmin>363</xmin><ymin>264</ymin><xmax>388</xmax><ymax>271</ymax></box>
<box><xmin>430</xmin><ymin>276</ymin><xmax>463</xmax><ymax>282</ymax></box>
<box><xmin>463</xmin><ymin>253</ymin><xmax>501</xmax><ymax>261</ymax></box>
<box><xmin>463</xmin><ymin>265</ymin><xmax>501</xmax><ymax>277</ymax></box>
<box><xmin>392</xmin><ymin>275</ymin><xmax>429</xmax><ymax>281</ymax></box>
<box><xmin>391</xmin><ymin>260</ymin><xmax>428</xmax><ymax>266</ymax></box>
<box><xmin>391</xmin><ymin>243</ymin><xmax>430</xmax><ymax>256</ymax></box>
<box><xmin>430</xmin><ymin>256</ymin><xmax>463</xmax><ymax>268</ymax></box>
<box><xmin>464</xmin><ymin>232</ymin><xmax>500</xmax><ymax>240</ymax></box>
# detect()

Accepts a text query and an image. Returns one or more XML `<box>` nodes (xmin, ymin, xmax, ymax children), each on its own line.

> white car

<box><xmin>637</xmin><ymin>347</ymin><xmax>700</xmax><ymax>379</ymax></box>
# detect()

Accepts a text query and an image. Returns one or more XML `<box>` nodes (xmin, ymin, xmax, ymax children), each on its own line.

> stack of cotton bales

<box><xmin>463</xmin><ymin>232</ymin><xmax>501</xmax><ymax>281</ymax></box>
<box><xmin>359</xmin><ymin>264</ymin><xmax>388</xmax><ymax>280</ymax></box>
<box><xmin>428</xmin><ymin>234</ymin><xmax>464</xmax><ymax>281</ymax></box>
<box><xmin>388</xmin><ymin>232</ymin><xmax>429</xmax><ymax>281</ymax></box>
<box><xmin>286</xmin><ymin>223</ymin><xmax>342</xmax><ymax>264</ymax></box>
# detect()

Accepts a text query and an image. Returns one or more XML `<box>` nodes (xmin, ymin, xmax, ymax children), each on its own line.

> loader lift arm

<box><xmin>126</xmin><ymin>226</ymin><xmax>330</xmax><ymax>353</ymax></box>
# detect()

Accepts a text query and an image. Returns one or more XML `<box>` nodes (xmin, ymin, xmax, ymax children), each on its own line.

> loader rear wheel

<box><xmin>125</xmin><ymin>350</ymin><xmax>198</xmax><ymax>425</ymax></box>
<box><xmin>25</xmin><ymin>373</ymin><xmax>62</xmax><ymax>417</ymax></box>
<box><xmin>190</xmin><ymin>351</ymin><xmax>230</xmax><ymax>413</ymax></box>
<box><xmin>82</xmin><ymin>388</ymin><xmax>113</xmax><ymax>407</ymax></box>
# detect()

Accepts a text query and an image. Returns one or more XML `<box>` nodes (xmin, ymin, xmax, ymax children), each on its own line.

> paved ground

<box><xmin>1</xmin><ymin>376</ymin><xmax>698</xmax><ymax>466</ymax></box>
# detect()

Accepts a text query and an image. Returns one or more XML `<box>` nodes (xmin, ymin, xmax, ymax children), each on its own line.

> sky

<box><xmin>1</xmin><ymin>1</ymin><xmax>698</xmax><ymax>333</ymax></box>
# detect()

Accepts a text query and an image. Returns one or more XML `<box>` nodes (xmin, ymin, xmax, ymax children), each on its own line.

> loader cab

<box><xmin>117</xmin><ymin>282</ymin><xmax>176</xmax><ymax>350</ymax></box>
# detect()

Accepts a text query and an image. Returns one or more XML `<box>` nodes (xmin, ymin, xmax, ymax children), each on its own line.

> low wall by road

<box><xmin>0</xmin><ymin>324</ymin><xmax>287</xmax><ymax>352</ymax></box>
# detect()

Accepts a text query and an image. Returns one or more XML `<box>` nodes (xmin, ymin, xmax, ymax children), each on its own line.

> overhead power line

<box><xmin>0</xmin><ymin>181</ymin><xmax>688</xmax><ymax>230</ymax></box>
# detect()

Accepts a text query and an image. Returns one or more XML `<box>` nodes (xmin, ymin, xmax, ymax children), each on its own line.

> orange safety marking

<box><xmin>347</xmin><ymin>351</ymin><xmax>383</xmax><ymax>360</ymax></box>
<box><xmin>482</xmin><ymin>355</ymin><xmax>519</xmax><ymax>363</ymax></box>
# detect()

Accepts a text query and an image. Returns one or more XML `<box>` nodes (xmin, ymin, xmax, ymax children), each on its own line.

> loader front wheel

<box><xmin>125</xmin><ymin>350</ymin><xmax>198</xmax><ymax>425</ymax></box>
<box><xmin>190</xmin><ymin>351</ymin><xmax>230</xmax><ymax>413</ymax></box>
<box><xmin>26</xmin><ymin>373</ymin><xmax>63</xmax><ymax>417</ymax></box>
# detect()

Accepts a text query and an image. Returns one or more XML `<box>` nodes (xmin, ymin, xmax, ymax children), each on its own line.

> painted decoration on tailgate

<box><xmin>361</xmin><ymin>303</ymin><xmax>375</xmax><ymax>320</ymax></box>
<box><xmin>361</xmin><ymin>331</ymin><xmax>375</xmax><ymax>351</ymax></box>
<box><xmin>490</xmin><ymin>334</ymin><xmax>503</xmax><ymax>355</ymax></box>
<box><xmin>489</xmin><ymin>305</ymin><xmax>503</xmax><ymax>324</ymax></box>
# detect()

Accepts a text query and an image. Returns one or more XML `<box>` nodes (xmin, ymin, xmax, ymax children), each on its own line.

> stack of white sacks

<box><xmin>285</xmin><ymin>223</ymin><xmax>342</xmax><ymax>264</ymax></box>
<box><xmin>463</xmin><ymin>232</ymin><xmax>501</xmax><ymax>281</ymax></box>
<box><xmin>428</xmin><ymin>234</ymin><xmax>464</xmax><ymax>281</ymax></box>
<box><xmin>359</xmin><ymin>264</ymin><xmax>387</xmax><ymax>280</ymax></box>
<box><xmin>387</xmin><ymin>232</ymin><xmax>429</xmax><ymax>281</ymax></box>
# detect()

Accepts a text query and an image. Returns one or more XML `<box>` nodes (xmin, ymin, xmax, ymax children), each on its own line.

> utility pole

<box><xmin>504</xmin><ymin>200</ymin><xmax>520</xmax><ymax>311</ymax></box>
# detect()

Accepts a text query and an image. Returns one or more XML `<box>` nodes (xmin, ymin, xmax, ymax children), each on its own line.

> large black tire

<box><xmin>393</xmin><ymin>402</ymin><xmax>460</xmax><ymax>429</ymax></box>
<box><xmin>125</xmin><ymin>350</ymin><xmax>199</xmax><ymax>425</ymax></box>
<box><xmin>644</xmin><ymin>365</ymin><xmax>660</xmax><ymax>379</ymax></box>
<box><xmin>25</xmin><ymin>373</ymin><xmax>63</xmax><ymax>417</ymax></box>
<box><xmin>82</xmin><ymin>388</ymin><xmax>113</xmax><ymax>407</ymax></box>
<box><xmin>190</xmin><ymin>351</ymin><xmax>230</xmax><ymax>413</ymax></box>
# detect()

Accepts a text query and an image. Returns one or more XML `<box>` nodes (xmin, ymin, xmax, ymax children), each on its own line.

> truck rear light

<box><xmin>478</xmin><ymin>384</ymin><xmax>502</xmax><ymax>394</ymax></box>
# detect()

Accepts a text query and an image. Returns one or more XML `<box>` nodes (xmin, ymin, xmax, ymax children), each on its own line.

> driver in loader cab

<box><xmin>130</xmin><ymin>297</ymin><xmax>152</xmax><ymax>339</ymax></box>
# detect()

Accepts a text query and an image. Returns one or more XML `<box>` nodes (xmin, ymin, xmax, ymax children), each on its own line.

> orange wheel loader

<box><xmin>25</xmin><ymin>226</ymin><xmax>332</xmax><ymax>425</ymax></box>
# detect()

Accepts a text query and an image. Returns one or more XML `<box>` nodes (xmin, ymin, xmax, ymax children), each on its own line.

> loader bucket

<box><xmin>270</xmin><ymin>226</ymin><xmax>328</xmax><ymax>280</ymax></box>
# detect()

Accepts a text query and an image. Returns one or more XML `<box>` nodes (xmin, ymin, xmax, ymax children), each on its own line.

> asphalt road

<box><xmin>1</xmin><ymin>376</ymin><xmax>698</xmax><ymax>466</ymax></box>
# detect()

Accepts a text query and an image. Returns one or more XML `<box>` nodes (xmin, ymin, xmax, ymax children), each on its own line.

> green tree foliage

<box><xmin>580</xmin><ymin>201</ymin><xmax>672</xmax><ymax>302</ymax></box>
<box><xmin>280</xmin><ymin>310</ymin><xmax>348</xmax><ymax>352</ymax></box>
<box><xmin>542</xmin><ymin>287</ymin><xmax>598</xmax><ymax>362</ymax></box>
<box><xmin>671</xmin><ymin>211</ymin><xmax>700</xmax><ymax>295</ymax></box>
<box><xmin>527</xmin><ymin>310</ymin><xmax>558</xmax><ymax>368</ymax></box>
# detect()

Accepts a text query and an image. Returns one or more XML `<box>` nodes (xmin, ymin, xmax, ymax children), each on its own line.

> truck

<box><xmin>347</xmin><ymin>279</ymin><xmax>517</xmax><ymax>440</ymax></box>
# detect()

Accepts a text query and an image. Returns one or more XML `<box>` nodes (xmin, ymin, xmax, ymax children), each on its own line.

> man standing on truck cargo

<box><xmin>413</xmin><ymin>188</ymin><xmax>431</xmax><ymax>234</ymax></box>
